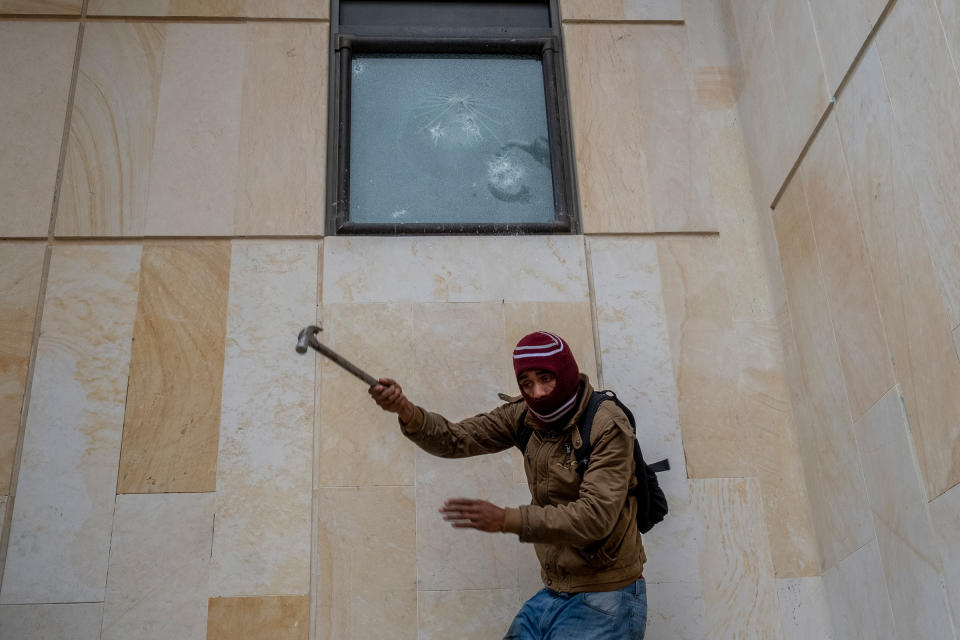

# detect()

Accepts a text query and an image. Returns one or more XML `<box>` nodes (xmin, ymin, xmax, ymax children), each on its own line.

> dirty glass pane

<box><xmin>349</xmin><ymin>54</ymin><xmax>555</xmax><ymax>225</ymax></box>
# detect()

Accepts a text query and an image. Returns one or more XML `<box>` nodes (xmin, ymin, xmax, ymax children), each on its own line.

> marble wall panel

<box><xmin>806</xmin><ymin>0</ymin><xmax>876</xmax><ymax>94</ymax></box>
<box><xmin>565</xmin><ymin>23</ymin><xmax>710</xmax><ymax>233</ymax></box>
<box><xmin>877</xmin><ymin>0</ymin><xmax>960</xmax><ymax>333</ymax></box>
<box><xmin>773</xmin><ymin>179</ymin><xmax>873</xmax><ymax>570</ymax></box>
<box><xmin>0</xmin><ymin>603</ymin><xmax>103</xmax><ymax>639</ymax></box>
<box><xmin>854</xmin><ymin>386</ymin><xmax>956</xmax><ymax>639</ymax></box>
<box><xmin>0</xmin><ymin>0</ymin><xmax>80</xmax><ymax>13</ymax></box>
<box><xmin>929</xmin><ymin>483</ymin><xmax>960</xmax><ymax>631</ymax></box>
<box><xmin>559</xmin><ymin>0</ymin><xmax>683</xmax><ymax>21</ymax></box>
<box><xmin>0</xmin><ymin>243</ymin><xmax>44</xmax><ymax>494</ymax></box>
<box><xmin>835</xmin><ymin>44</ymin><xmax>960</xmax><ymax>506</ymax></box>
<box><xmin>235</xmin><ymin>23</ymin><xmax>327</xmax><ymax>236</ymax></box>
<box><xmin>88</xmin><ymin>0</ymin><xmax>329</xmax><ymax>18</ymax></box>
<box><xmin>776</xmin><ymin>577</ymin><xmax>836</xmax><ymax>640</ymax></box>
<box><xmin>693</xmin><ymin>478</ymin><xmax>783</xmax><ymax>640</ymax></box>
<box><xmin>587</xmin><ymin>237</ymin><xmax>687</xmax><ymax>502</ymax></box>
<box><xmin>101</xmin><ymin>493</ymin><xmax>215</xmax><ymax>640</ymax></box>
<box><xmin>207</xmin><ymin>595</ymin><xmax>309</xmax><ymax>640</ymax></box>
<box><xmin>144</xmin><ymin>24</ymin><xmax>243</xmax><ymax>236</ymax></box>
<box><xmin>1</xmin><ymin>245</ymin><xmax>141</xmax><ymax>604</ymax></box>
<box><xmin>766</xmin><ymin>0</ymin><xmax>830</xmax><ymax>177</ymax></box>
<box><xmin>800</xmin><ymin>115</ymin><xmax>894</xmax><ymax>420</ymax></box>
<box><xmin>656</xmin><ymin>236</ymin><xmax>740</xmax><ymax>478</ymax></box>
<box><xmin>732</xmin><ymin>3</ymin><xmax>793</xmax><ymax>205</ymax></box>
<box><xmin>58</xmin><ymin>22</ymin><xmax>164</xmax><ymax>237</ymax></box>
<box><xmin>822</xmin><ymin>539</ymin><xmax>896</xmax><ymax>640</ymax></box>
<box><xmin>939</xmin><ymin>0</ymin><xmax>960</xmax><ymax>76</ymax></box>
<box><xmin>412</xmin><ymin>304</ymin><xmax>517</xmax><ymax>591</ymax></box>
<box><xmin>118</xmin><ymin>242</ymin><xmax>229</xmax><ymax>493</ymax></box>
<box><xmin>418</xmin><ymin>589</ymin><xmax>517</xmax><ymax>640</ymax></box>
<box><xmin>210</xmin><ymin>241</ymin><xmax>317</xmax><ymax>597</ymax></box>
<box><xmin>644</xmin><ymin>580</ymin><xmax>706</xmax><ymax>640</ymax></box>
<box><xmin>0</xmin><ymin>22</ymin><xmax>77</xmax><ymax>237</ymax></box>
<box><xmin>955</xmin><ymin>325</ymin><xmax>960</xmax><ymax>363</ymax></box>
<box><xmin>315</xmin><ymin>304</ymin><xmax>417</xmax><ymax>487</ymax></box>
<box><xmin>314</xmin><ymin>487</ymin><xmax>417</xmax><ymax>640</ymax></box>
<box><xmin>322</xmin><ymin>236</ymin><xmax>588</xmax><ymax>304</ymax></box>
<box><xmin>503</xmin><ymin>302</ymin><xmax>598</xmax><ymax>387</ymax></box>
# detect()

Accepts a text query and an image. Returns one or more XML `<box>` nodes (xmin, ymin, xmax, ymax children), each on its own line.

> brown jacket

<box><xmin>401</xmin><ymin>375</ymin><xmax>645</xmax><ymax>593</ymax></box>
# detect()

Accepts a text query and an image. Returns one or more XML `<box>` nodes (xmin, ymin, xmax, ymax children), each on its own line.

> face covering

<box><xmin>513</xmin><ymin>331</ymin><xmax>581</xmax><ymax>424</ymax></box>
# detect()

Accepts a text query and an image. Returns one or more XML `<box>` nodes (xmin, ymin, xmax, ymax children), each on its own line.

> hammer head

<box><xmin>296</xmin><ymin>325</ymin><xmax>321</xmax><ymax>354</ymax></box>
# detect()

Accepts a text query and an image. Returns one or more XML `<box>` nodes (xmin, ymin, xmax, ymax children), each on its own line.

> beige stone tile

<box><xmin>693</xmin><ymin>478</ymin><xmax>783</xmax><ymax>640</ymax></box>
<box><xmin>877</xmin><ymin>0</ymin><xmax>960</xmax><ymax>331</ymax></box>
<box><xmin>314</xmin><ymin>487</ymin><xmax>417</xmax><ymax>640</ymax></box>
<box><xmin>587</xmin><ymin>237</ymin><xmax>687</xmax><ymax>503</ymax></box>
<box><xmin>806</xmin><ymin>0</ymin><xmax>876</xmax><ymax>94</ymax></box>
<box><xmin>0</xmin><ymin>0</ymin><xmax>80</xmax><ymax>12</ymax></box>
<box><xmin>418</xmin><ymin>589</ymin><xmax>518</xmax><ymax>640</ymax></box>
<box><xmin>776</xmin><ymin>577</ymin><xmax>836</xmax><ymax>640</ymax></box>
<box><xmin>1</xmin><ymin>245</ymin><xmax>141</xmax><ymax>604</ymax></box>
<box><xmin>800</xmin><ymin>115</ymin><xmax>894</xmax><ymax>420</ymax></box>
<box><xmin>641</xmin><ymin>482</ymin><xmax>702</xmax><ymax>583</ymax></box>
<box><xmin>645</xmin><ymin>580</ymin><xmax>706</xmax><ymax>639</ymax></box>
<box><xmin>0</xmin><ymin>243</ymin><xmax>44</xmax><ymax>494</ymax></box>
<box><xmin>322</xmin><ymin>236</ymin><xmax>588</xmax><ymax>304</ymax></box>
<box><xmin>315</xmin><ymin>304</ymin><xmax>416</xmax><ymax>487</ymax></box>
<box><xmin>58</xmin><ymin>22</ymin><xmax>164</xmax><ymax>238</ymax></box>
<box><xmin>565</xmin><ymin>23</ymin><xmax>710</xmax><ymax>233</ymax></box>
<box><xmin>733</xmin><ymin>4</ymin><xmax>794</xmax><ymax>205</ymax></box>
<box><xmin>835</xmin><ymin>44</ymin><xmax>960</xmax><ymax>501</ymax></box>
<box><xmin>88</xmin><ymin>0</ymin><xmax>329</xmax><ymax>17</ymax></box>
<box><xmin>929</xmin><ymin>482</ymin><xmax>960</xmax><ymax>632</ymax></box>
<box><xmin>0</xmin><ymin>603</ymin><xmax>103</xmax><ymax>639</ymax></box>
<box><xmin>773</xmin><ymin>179</ymin><xmax>873</xmax><ymax>570</ymax></box>
<box><xmin>822</xmin><ymin>539</ymin><xmax>896</xmax><ymax>640</ymax></box>
<box><xmin>767</xmin><ymin>0</ymin><xmax>830</xmax><ymax>173</ymax></box>
<box><xmin>416</xmin><ymin>448</ymin><xmax>518</xmax><ymax>592</ymax></box>
<box><xmin>854</xmin><ymin>387</ymin><xmax>956</xmax><ymax>640</ymax></box>
<box><xmin>955</xmin><ymin>325</ymin><xmax>960</xmax><ymax>363</ymax></box>
<box><xmin>145</xmin><ymin>24</ymin><xmax>244</xmax><ymax>236</ymax></box>
<box><xmin>656</xmin><ymin>236</ymin><xmax>741</xmax><ymax>478</ymax></box>
<box><xmin>235</xmin><ymin>23</ymin><xmax>327</xmax><ymax>236</ymax></box>
<box><xmin>559</xmin><ymin>0</ymin><xmax>682</xmax><ymax>21</ymax></box>
<box><xmin>118</xmin><ymin>242</ymin><xmax>229</xmax><ymax>493</ymax></box>
<box><xmin>0</xmin><ymin>22</ymin><xmax>77</xmax><ymax>237</ymax></box>
<box><xmin>411</xmin><ymin>303</ymin><xmax>518</xmax><ymax>591</ymax></box>
<box><xmin>210</xmin><ymin>241</ymin><xmax>317</xmax><ymax>597</ymax></box>
<box><xmin>101</xmin><ymin>493</ymin><xmax>215</xmax><ymax>640</ymax></box>
<box><xmin>939</xmin><ymin>0</ymin><xmax>960</xmax><ymax>77</ymax></box>
<box><xmin>207</xmin><ymin>596</ymin><xmax>309</xmax><ymax>640</ymax></box>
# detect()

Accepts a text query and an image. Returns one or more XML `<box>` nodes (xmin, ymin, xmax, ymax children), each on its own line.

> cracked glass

<box><xmin>348</xmin><ymin>53</ymin><xmax>555</xmax><ymax>225</ymax></box>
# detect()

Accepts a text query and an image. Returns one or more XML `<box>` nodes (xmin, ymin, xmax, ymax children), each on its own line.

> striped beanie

<box><xmin>513</xmin><ymin>331</ymin><xmax>581</xmax><ymax>424</ymax></box>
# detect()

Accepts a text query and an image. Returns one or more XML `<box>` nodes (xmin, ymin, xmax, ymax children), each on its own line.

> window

<box><xmin>327</xmin><ymin>0</ymin><xmax>578</xmax><ymax>234</ymax></box>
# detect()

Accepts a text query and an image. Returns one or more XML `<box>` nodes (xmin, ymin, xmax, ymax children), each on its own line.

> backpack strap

<box><xmin>647</xmin><ymin>459</ymin><xmax>670</xmax><ymax>473</ymax></box>
<box><xmin>516</xmin><ymin>418</ymin><xmax>533</xmax><ymax>454</ymax></box>
<box><xmin>573</xmin><ymin>391</ymin><xmax>609</xmax><ymax>478</ymax></box>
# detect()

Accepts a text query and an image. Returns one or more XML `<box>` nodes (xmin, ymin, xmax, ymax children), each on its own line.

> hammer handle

<box><xmin>312</xmin><ymin>341</ymin><xmax>379</xmax><ymax>387</ymax></box>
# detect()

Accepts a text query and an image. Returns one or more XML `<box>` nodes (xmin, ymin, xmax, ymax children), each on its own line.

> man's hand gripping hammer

<box><xmin>295</xmin><ymin>325</ymin><xmax>379</xmax><ymax>387</ymax></box>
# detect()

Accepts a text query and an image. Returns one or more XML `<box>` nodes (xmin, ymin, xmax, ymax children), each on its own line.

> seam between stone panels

<box><xmin>309</xmin><ymin>244</ymin><xmax>322</xmax><ymax>640</ymax></box>
<box><xmin>0</xmin><ymin>0</ymin><xmax>89</xmax><ymax>592</ymax></box>
<box><xmin>47</xmin><ymin>1</ymin><xmax>87</xmax><ymax>240</ymax></box>
<box><xmin>561</xmin><ymin>19</ymin><xmax>684</xmax><ymax>25</ymax></box>
<box><xmin>768</xmin><ymin>0</ymin><xmax>900</xmax><ymax>211</ymax></box>
<box><xmin>83</xmin><ymin>16</ymin><xmax>331</xmax><ymax>24</ymax></box>
<box><xmin>582</xmin><ymin>236</ymin><xmax>604</xmax><ymax>390</ymax></box>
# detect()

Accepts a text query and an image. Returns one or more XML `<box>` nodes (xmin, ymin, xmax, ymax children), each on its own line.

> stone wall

<box><xmin>0</xmin><ymin>0</ymin><xmax>834</xmax><ymax>637</ymax></box>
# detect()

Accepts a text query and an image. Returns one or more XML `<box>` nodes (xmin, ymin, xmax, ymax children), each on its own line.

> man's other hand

<box><xmin>440</xmin><ymin>498</ymin><xmax>507</xmax><ymax>533</ymax></box>
<box><xmin>369</xmin><ymin>378</ymin><xmax>416</xmax><ymax>424</ymax></box>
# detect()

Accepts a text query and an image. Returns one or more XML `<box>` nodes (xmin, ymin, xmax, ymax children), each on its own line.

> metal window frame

<box><xmin>325</xmin><ymin>0</ymin><xmax>580</xmax><ymax>235</ymax></box>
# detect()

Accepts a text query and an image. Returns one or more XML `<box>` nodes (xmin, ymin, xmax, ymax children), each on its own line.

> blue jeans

<box><xmin>504</xmin><ymin>579</ymin><xmax>647</xmax><ymax>639</ymax></box>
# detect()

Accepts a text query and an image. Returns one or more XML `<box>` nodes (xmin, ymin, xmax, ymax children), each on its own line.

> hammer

<box><xmin>295</xmin><ymin>325</ymin><xmax>379</xmax><ymax>387</ymax></box>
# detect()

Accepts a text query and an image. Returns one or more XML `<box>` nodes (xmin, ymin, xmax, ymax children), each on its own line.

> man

<box><xmin>369</xmin><ymin>331</ymin><xmax>647</xmax><ymax>639</ymax></box>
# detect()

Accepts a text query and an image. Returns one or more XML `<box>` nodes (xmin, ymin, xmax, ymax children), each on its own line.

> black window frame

<box><xmin>326</xmin><ymin>0</ymin><xmax>580</xmax><ymax>235</ymax></box>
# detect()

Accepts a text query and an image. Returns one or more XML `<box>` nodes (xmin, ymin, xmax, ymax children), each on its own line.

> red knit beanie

<box><xmin>513</xmin><ymin>331</ymin><xmax>581</xmax><ymax>424</ymax></box>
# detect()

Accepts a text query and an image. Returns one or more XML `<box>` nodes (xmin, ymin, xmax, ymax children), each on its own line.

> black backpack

<box><xmin>516</xmin><ymin>390</ymin><xmax>670</xmax><ymax>534</ymax></box>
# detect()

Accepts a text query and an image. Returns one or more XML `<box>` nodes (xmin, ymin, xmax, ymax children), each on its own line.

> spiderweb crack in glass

<box><xmin>349</xmin><ymin>54</ymin><xmax>555</xmax><ymax>224</ymax></box>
